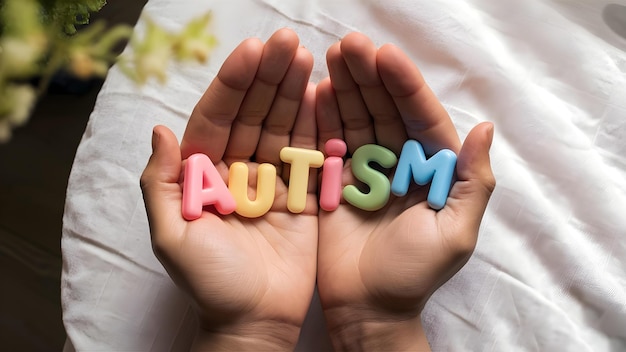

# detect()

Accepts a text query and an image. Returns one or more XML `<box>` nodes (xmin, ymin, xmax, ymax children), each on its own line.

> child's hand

<box><xmin>315</xmin><ymin>32</ymin><xmax>496</xmax><ymax>351</ymax></box>
<box><xmin>140</xmin><ymin>28</ymin><xmax>318</xmax><ymax>351</ymax></box>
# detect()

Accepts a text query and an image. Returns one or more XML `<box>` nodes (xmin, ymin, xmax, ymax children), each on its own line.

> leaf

<box><xmin>39</xmin><ymin>0</ymin><xmax>107</xmax><ymax>34</ymax></box>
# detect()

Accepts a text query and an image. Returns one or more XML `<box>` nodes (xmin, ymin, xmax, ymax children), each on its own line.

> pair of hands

<box><xmin>140</xmin><ymin>28</ymin><xmax>495</xmax><ymax>351</ymax></box>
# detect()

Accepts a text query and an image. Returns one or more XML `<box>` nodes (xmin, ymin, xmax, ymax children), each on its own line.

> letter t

<box><xmin>280</xmin><ymin>147</ymin><xmax>324</xmax><ymax>213</ymax></box>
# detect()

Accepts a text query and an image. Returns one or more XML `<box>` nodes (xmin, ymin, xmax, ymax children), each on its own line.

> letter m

<box><xmin>391</xmin><ymin>140</ymin><xmax>457</xmax><ymax>210</ymax></box>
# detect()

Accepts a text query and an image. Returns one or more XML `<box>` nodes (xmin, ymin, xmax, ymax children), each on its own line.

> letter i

<box><xmin>320</xmin><ymin>139</ymin><xmax>347</xmax><ymax>211</ymax></box>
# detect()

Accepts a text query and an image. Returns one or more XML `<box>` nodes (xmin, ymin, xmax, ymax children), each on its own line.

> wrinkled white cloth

<box><xmin>62</xmin><ymin>0</ymin><xmax>626</xmax><ymax>350</ymax></box>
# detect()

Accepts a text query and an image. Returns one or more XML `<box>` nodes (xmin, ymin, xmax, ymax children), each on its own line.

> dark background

<box><xmin>0</xmin><ymin>1</ymin><xmax>147</xmax><ymax>350</ymax></box>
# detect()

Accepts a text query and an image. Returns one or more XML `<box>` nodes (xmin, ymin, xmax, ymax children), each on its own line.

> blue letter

<box><xmin>391</xmin><ymin>140</ymin><xmax>456</xmax><ymax>210</ymax></box>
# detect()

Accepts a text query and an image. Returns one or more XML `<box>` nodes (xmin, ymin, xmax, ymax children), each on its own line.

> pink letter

<box><xmin>320</xmin><ymin>139</ymin><xmax>346</xmax><ymax>211</ymax></box>
<box><xmin>182</xmin><ymin>153</ymin><xmax>236</xmax><ymax>220</ymax></box>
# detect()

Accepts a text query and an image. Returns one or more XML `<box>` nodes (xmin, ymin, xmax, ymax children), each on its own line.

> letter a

<box><xmin>182</xmin><ymin>153</ymin><xmax>236</xmax><ymax>220</ymax></box>
<box><xmin>390</xmin><ymin>140</ymin><xmax>457</xmax><ymax>210</ymax></box>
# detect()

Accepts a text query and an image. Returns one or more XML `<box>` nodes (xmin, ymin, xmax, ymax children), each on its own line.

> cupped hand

<box><xmin>315</xmin><ymin>32</ymin><xmax>495</xmax><ymax>350</ymax></box>
<box><xmin>140</xmin><ymin>28</ymin><xmax>319</xmax><ymax>349</ymax></box>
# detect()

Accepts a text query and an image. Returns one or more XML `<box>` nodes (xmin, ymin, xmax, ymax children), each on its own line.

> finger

<box><xmin>255</xmin><ymin>46</ymin><xmax>314</xmax><ymax>168</ymax></box>
<box><xmin>287</xmin><ymin>82</ymin><xmax>319</xmax><ymax>192</ymax></box>
<box><xmin>339</xmin><ymin>33</ymin><xmax>407</xmax><ymax>154</ymax></box>
<box><xmin>316</xmin><ymin>77</ymin><xmax>344</xmax><ymax>152</ymax></box>
<box><xmin>326</xmin><ymin>41</ymin><xmax>375</xmax><ymax>154</ymax></box>
<box><xmin>140</xmin><ymin>125</ymin><xmax>184</xmax><ymax>246</ymax></box>
<box><xmin>224</xmin><ymin>28</ymin><xmax>301</xmax><ymax>162</ymax></box>
<box><xmin>377</xmin><ymin>44</ymin><xmax>461</xmax><ymax>155</ymax></box>
<box><xmin>180</xmin><ymin>37</ymin><xmax>264</xmax><ymax>160</ymax></box>
<box><xmin>443</xmin><ymin>122</ymin><xmax>495</xmax><ymax>234</ymax></box>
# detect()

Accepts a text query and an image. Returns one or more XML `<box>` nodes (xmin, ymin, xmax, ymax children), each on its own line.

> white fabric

<box><xmin>61</xmin><ymin>0</ymin><xmax>626</xmax><ymax>350</ymax></box>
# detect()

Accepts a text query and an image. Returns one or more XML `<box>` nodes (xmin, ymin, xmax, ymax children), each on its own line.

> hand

<box><xmin>140</xmin><ymin>28</ymin><xmax>319</xmax><ymax>351</ymax></box>
<box><xmin>315</xmin><ymin>33</ymin><xmax>495</xmax><ymax>351</ymax></box>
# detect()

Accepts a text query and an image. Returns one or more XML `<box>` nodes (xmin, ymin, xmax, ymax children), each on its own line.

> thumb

<box><xmin>445</xmin><ymin>122</ymin><xmax>496</xmax><ymax>231</ymax></box>
<box><xmin>140</xmin><ymin>125</ymin><xmax>183</xmax><ymax>242</ymax></box>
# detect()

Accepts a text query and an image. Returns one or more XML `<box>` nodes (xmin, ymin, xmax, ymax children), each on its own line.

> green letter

<box><xmin>343</xmin><ymin>144</ymin><xmax>397</xmax><ymax>211</ymax></box>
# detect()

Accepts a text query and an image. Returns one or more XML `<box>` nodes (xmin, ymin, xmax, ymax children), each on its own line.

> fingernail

<box><xmin>485</xmin><ymin>122</ymin><xmax>494</xmax><ymax>148</ymax></box>
<box><xmin>151</xmin><ymin>128</ymin><xmax>160</xmax><ymax>153</ymax></box>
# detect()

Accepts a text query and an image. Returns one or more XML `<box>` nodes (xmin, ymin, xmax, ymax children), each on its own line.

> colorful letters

<box><xmin>181</xmin><ymin>140</ymin><xmax>457</xmax><ymax>220</ymax></box>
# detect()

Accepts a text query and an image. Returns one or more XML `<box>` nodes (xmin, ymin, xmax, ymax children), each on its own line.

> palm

<box><xmin>318</xmin><ymin>169</ymin><xmax>459</xmax><ymax>313</ymax></box>
<box><xmin>142</xmin><ymin>29</ymin><xmax>320</xmax><ymax>329</ymax></box>
<box><xmin>169</xmin><ymin>162</ymin><xmax>318</xmax><ymax>325</ymax></box>
<box><xmin>315</xmin><ymin>33</ymin><xmax>493</xmax><ymax>319</ymax></box>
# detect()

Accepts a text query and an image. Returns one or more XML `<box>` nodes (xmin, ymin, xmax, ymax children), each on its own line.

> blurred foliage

<box><xmin>0</xmin><ymin>0</ymin><xmax>216</xmax><ymax>142</ymax></box>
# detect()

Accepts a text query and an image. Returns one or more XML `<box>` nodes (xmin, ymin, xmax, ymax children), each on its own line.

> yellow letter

<box><xmin>228</xmin><ymin>162</ymin><xmax>276</xmax><ymax>218</ymax></box>
<box><xmin>280</xmin><ymin>147</ymin><xmax>324</xmax><ymax>213</ymax></box>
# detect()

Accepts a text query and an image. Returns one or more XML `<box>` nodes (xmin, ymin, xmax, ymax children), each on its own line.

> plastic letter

<box><xmin>390</xmin><ymin>140</ymin><xmax>457</xmax><ymax>210</ymax></box>
<box><xmin>280</xmin><ymin>147</ymin><xmax>324</xmax><ymax>213</ymax></box>
<box><xmin>320</xmin><ymin>139</ymin><xmax>347</xmax><ymax>211</ymax></box>
<box><xmin>182</xmin><ymin>153</ymin><xmax>236</xmax><ymax>220</ymax></box>
<box><xmin>228</xmin><ymin>162</ymin><xmax>276</xmax><ymax>218</ymax></box>
<box><xmin>343</xmin><ymin>144</ymin><xmax>397</xmax><ymax>211</ymax></box>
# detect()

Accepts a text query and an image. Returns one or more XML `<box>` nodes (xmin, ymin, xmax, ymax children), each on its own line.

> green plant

<box><xmin>0</xmin><ymin>0</ymin><xmax>216</xmax><ymax>142</ymax></box>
